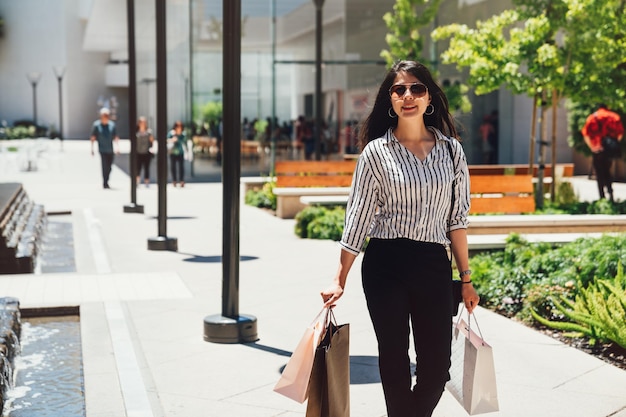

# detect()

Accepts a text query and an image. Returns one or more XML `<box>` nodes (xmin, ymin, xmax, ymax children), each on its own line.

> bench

<box><xmin>273</xmin><ymin>160</ymin><xmax>356</xmax><ymax>218</ymax></box>
<box><xmin>469</xmin><ymin>175</ymin><xmax>535</xmax><ymax>214</ymax></box>
<box><xmin>468</xmin><ymin>163</ymin><xmax>574</xmax><ymax>177</ymax></box>
<box><xmin>192</xmin><ymin>136</ymin><xmax>261</xmax><ymax>159</ymax></box>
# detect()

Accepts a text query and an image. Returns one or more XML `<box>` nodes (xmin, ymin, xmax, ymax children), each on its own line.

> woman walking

<box><xmin>321</xmin><ymin>60</ymin><xmax>479</xmax><ymax>417</ymax></box>
<box><xmin>167</xmin><ymin>121</ymin><xmax>188</xmax><ymax>187</ymax></box>
<box><xmin>136</xmin><ymin>117</ymin><xmax>154</xmax><ymax>186</ymax></box>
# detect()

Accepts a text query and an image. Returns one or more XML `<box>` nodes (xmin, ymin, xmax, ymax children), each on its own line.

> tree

<box><xmin>433</xmin><ymin>0</ymin><xmax>626</xmax><ymax>205</ymax></box>
<box><xmin>381</xmin><ymin>0</ymin><xmax>471</xmax><ymax>112</ymax></box>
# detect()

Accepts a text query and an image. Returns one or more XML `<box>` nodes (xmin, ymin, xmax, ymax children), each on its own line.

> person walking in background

<box><xmin>167</xmin><ymin>121</ymin><xmax>189</xmax><ymax>187</ymax></box>
<box><xmin>136</xmin><ymin>117</ymin><xmax>154</xmax><ymax>187</ymax></box>
<box><xmin>479</xmin><ymin>114</ymin><xmax>496</xmax><ymax>164</ymax></box>
<box><xmin>90</xmin><ymin>107</ymin><xmax>120</xmax><ymax>189</ymax></box>
<box><xmin>582</xmin><ymin>104</ymin><xmax>624</xmax><ymax>202</ymax></box>
<box><xmin>321</xmin><ymin>60</ymin><xmax>479</xmax><ymax>417</ymax></box>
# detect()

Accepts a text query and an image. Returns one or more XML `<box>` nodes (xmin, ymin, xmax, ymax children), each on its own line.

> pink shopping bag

<box><xmin>274</xmin><ymin>308</ymin><xmax>329</xmax><ymax>403</ymax></box>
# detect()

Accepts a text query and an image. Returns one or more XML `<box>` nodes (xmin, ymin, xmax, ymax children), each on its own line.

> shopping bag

<box><xmin>447</xmin><ymin>310</ymin><xmax>499</xmax><ymax>415</ymax></box>
<box><xmin>306</xmin><ymin>309</ymin><xmax>350</xmax><ymax>417</ymax></box>
<box><xmin>274</xmin><ymin>309</ymin><xmax>329</xmax><ymax>403</ymax></box>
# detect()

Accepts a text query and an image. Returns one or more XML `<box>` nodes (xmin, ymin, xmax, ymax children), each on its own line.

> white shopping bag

<box><xmin>447</xmin><ymin>312</ymin><xmax>499</xmax><ymax>415</ymax></box>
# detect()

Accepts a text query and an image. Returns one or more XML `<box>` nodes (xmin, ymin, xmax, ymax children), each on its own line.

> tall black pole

<box><xmin>53</xmin><ymin>68</ymin><xmax>64</xmax><ymax>143</ymax></box>
<box><xmin>188</xmin><ymin>0</ymin><xmax>195</xmax><ymax>178</ymax></box>
<box><xmin>32</xmin><ymin>82</ymin><xmax>38</xmax><ymax>126</ymax></box>
<box><xmin>148</xmin><ymin>0</ymin><xmax>177</xmax><ymax>251</ymax></box>
<box><xmin>124</xmin><ymin>0</ymin><xmax>144</xmax><ymax>214</ymax></box>
<box><xmin>204</xmin><ymin>0</ymin><xmax>258</xmax><ymax>344</ymax></box>
<box><xmin>313</xmin><ymin>0</ymin><xmax>325</xmax><ymax>161</ymax></box>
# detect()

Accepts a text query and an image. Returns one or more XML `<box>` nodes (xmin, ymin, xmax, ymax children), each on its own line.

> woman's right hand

<box><xmin>321</xmin><ymin>283</ymin><xmax>344</xmax><ymax>308</ymax></box>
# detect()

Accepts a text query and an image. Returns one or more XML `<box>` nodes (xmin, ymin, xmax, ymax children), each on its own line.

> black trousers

<box><xmin>592</xmin><ymin>151</ymin><xmax>613</xmax><ymax>200</ymax></box>
<box><xmin>169</xmin><ymin>154</ymin><xmax>185</xmax><ymax>182</ymax></box>
<box><xmin>362</xmin><ymin>238</ymin><xmax>453</xmax><ymax>417</ymax></box>
<box><xmin>137</xmin><ymin>153</ymin><xmax>152</xmax><ymax>181</ymax></box>
<box><xmin>99</xmin><ymin>153</ymin><xmax>114</xmax><ymax>187</ymax></box>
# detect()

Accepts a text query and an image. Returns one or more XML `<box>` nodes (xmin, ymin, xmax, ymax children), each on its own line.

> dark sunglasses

<box><xmin>389</xmin><ymin>83</ymin><xmax>428</xmax><ymax>98</ymax></box>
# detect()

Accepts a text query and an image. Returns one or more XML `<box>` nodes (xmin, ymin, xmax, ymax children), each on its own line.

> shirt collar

<box><xmin>385</xmin><ymin>126</ymin><xmax>451</xmax><ymax>144</ymax></box>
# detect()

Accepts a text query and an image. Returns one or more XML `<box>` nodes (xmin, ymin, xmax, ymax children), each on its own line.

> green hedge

<box><xmin>295</xmin><ymin>206</ymin><xmax>345</xmax><ymax>240</ymax></box>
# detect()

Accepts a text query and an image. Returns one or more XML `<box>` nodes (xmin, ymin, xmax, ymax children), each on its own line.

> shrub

<box><xmin>294</xmin><ymin>206</ymin><xmax>331</xmax><ymax>238</ymax></box>
<box><xmin>306</xmin><ymin>207</ymin><xmax>345</xmax><ymax>241</ymax></box>
<box><xmin>470</xmin><ymin>234</ymin><xmax>626</xmax><ymax>316</ymax></box>
<box><xmin>531</xmin><ymin>263</ymin><xmax>626</xmax><ymax>348</ymax></box>
<box><xmin>244</xmin><ymin>182</ymin><xmax>276</xmax><ymax>210</ymax></box>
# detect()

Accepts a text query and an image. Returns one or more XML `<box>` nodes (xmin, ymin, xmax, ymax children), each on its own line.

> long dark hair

<box><xmin>358</xmin><ymin>61</ymin><xmax>458</xmax><ymax>149</ymax></box>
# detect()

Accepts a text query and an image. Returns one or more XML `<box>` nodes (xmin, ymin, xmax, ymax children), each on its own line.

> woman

<box><xmin>321</xmin><ymin>61</ymin><xmax>479</xmax><ymax>417</ymax></box>
<box><xmin>136</xmin><ymin>117</ymin><xmax>154</xmax><ymax>186</ymax></box>
<box><xmin>167</xmin><ymin>121</ymin><xmax>188</xmax><ymax>187</ymax></box>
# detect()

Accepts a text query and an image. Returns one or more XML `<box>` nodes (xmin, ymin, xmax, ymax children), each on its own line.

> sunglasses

<box><xmin>389</xmin><ymin>83</ymin><xmax>428</xmax><ymax>98</ymax></box>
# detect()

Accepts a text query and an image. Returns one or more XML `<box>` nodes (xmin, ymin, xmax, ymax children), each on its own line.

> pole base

<box><xmin>147</xmin><ymin>236</ymin><xmax>178</xmax><ymax>251</ymax></box>
<box><xmin>123</xmin><ymin>203</ymin><xmax>145</xmax><ymax>214</ymax></box>
<box><xmin>203</xmin><ymin>314</ymin><xmax>258</xmax><ymax>344</ymax></box>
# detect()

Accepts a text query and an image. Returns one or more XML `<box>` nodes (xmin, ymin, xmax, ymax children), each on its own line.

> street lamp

<box><xmin>53</xmin><ymin>66</ymin><xmax>65</xmax><ymax>144</ymax></box>
<box><xmin>26</xmin><ymin>72</ymin><xmax>42</xmax><ymax>126</ymax></box>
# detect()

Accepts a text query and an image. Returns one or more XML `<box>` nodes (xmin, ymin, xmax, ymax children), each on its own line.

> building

<box><xmin>0</xmin><ymin>0</ymin><xmax>575</xmax><ymax>167</ymax></box>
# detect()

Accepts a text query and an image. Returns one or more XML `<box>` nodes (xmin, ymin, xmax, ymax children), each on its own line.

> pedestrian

<box><xmin>582</xmin><ymin>104</ymin><xmax>624</xmax><ymax>202</ymax></box>
<box><xmin>90</xmin><ymin>107</ymin><xmax>120</xmax><ymax>189</ymax></box>
<box><xmin>136</xmin><ymin>117</ymin><xmax>154</xmax><ymax>187</ymax></box>
<box><xmin>479</xmin><ymin>114</ymin><xmax>496</xmax><ymax>164</ymax></box>
<box><xmin>321</xmin><ymin>60</ymin><xmax>479</xmax><ymax>417</ymax></box>
<box><xmin>167</xmin><ymin>121</ymin><xmax>189</xmax><ymax>187</ymax></box>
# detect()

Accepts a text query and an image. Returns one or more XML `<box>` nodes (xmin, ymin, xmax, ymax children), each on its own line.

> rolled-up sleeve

<box><xmin>448</xmin><ymin>141</ymin><xmax>470</xmax><ymax>231</ymax></box>
<box><xmin>340</xmin><ymin>152</ymin><xmax>379</xmax><ymax>255</ymax></box>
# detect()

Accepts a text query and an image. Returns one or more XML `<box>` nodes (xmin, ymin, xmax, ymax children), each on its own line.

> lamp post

<box><xmin>124</xmin><ymin>0</ymin><xmax>144</xmax><ymax>214</ymax></box>
<box><xmin>147</xmin><ymin>0</ymin><xmax>177</xmax><ymax>251</ymax></box>
<box><xmin>313</xmin><ymin>0</ymin><xmax>325</xmax><ymax>161</ymax></box>
<box><xmin>52</xmin><ymin>66</ymin><xmax>65</xmax><ymax>146</ymax></box>
<box><xmin>203</xmin><ymin>0</ymin><xmax>258</xmax><ymax>344</ymax></box>
<box><xmin>26</xmin><ymin>72</ymin><xmax>42</xmax><ymax>126</ymax></box>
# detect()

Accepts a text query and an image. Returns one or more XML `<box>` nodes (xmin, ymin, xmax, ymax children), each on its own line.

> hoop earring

<box><xmin>388</xmin><ymin>107</ymin><xmax>397</xmax><ymax>118</ymax></box>
<box><xmin>425</xmin><ymin>104</ymin><xmax>435</xmax><ymax>116</ymax></box>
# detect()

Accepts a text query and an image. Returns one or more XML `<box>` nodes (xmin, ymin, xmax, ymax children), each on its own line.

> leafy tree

<box><xmin>381</xmin><ymin>0</ymin><xmax>471</xmax><ymax>112</ymax></box>
<box><xmin>201</xmin><ymin>101</ymin><xmax>222</xmax><ymax>125</ymax></box>
<box><xmin>380</xmin><ymin>0</ymin><xmax>442</xmax><ymax>66</ymax></box>
<box><xmin>433</xmin><ymin>0</ymin><xmax>626</xmax><ymax>205</ymax></box>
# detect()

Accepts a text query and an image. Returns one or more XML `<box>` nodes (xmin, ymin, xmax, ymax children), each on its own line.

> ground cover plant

<box><xmin>469</xmin><ymin>233</ymin><xmax>626</xmax><ymax>368</ymax></box>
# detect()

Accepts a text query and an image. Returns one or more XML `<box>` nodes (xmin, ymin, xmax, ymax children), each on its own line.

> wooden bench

<box><xmin>469</xmin><ymin>175</ymin><xmax>535</xmax><ymax>214</ymax></box>
<box><xmin>273</xmin><ymin>160</ymin><xmax>356</xmax><ymax>218</ymax></box>
<box><xmin>468</xmin><ymin>163</ymin><xmax>574</xmax><ymax>177</ymax></box>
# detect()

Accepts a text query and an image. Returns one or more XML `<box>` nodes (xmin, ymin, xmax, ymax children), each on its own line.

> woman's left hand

<box><xmin>462</xmin><ymin>283</ymin><xmax>480</xmax><ymax>314</ymax></box>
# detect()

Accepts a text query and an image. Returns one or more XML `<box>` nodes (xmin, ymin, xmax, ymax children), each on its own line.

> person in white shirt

<box><xmin>321</xmin><ymin>60</ymin><xmax>479</xmax><ymax>417</ymax></box>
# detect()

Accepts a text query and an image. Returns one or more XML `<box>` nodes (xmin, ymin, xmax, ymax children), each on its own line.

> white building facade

<box><xmin>0</xmin><ymin>0</ymin><xmax>574</xmax><ymax>166</ymax></box>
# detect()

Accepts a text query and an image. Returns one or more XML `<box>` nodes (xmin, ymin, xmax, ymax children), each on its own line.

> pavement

<box><xmin>0</xmin><ymin>138</ymin><xmax>625</xmax><ymax>417</ymax></box>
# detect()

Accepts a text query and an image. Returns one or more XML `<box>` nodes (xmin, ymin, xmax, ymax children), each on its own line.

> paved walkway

<box><xmin>1</xmin><ymin>139</ymin><xmax>625</xmax><ymax>417</ymax></box>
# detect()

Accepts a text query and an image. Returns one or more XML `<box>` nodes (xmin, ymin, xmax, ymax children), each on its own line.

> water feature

<box><xmin>2</xmin><ymin>316</ymin><xmax>84</xmax><ymax>417</ymax></box>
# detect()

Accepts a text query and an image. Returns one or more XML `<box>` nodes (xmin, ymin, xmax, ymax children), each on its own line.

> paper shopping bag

<box><xmin>306</xmin><ymin>310</ymin><xmax>350</xmax><ymax>417</ymax></box>
<box><xmin>274</xmin><ymin>309</ymin><xmax>329</xmax><ymax>403</ymax></box>
<box><xmin>447</xmin><ymin>314</ymin><xmax>499</xmax><ymax>415</ymax></box>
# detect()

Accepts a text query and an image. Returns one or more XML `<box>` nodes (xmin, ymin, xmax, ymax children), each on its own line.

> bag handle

<box><xmin>456</xmin><ymin>304</ymin><xmax>487</xmax><ymax>345</ymax></box>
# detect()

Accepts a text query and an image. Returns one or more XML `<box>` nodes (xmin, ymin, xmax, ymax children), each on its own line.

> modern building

<box><xmin>0</xmin><ymin>0</ymin><xmax>576</xmax><ymax>167</ymax></box>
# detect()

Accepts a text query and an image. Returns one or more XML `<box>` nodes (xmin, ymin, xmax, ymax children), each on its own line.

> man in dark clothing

<box><xmin>582</xmin><ymin>104</ymin><xmax>624</xmax><ymax>201</ymax></box>
<box><xmin>90</xmin><ymin>107</ymin><xmax>120</xmax><ymax>189</ymax></box>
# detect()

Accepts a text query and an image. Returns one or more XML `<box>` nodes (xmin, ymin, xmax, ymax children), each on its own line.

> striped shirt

<box><xmin>339</xmin><ymin>127</ymin><xmax>470</xmax><ymax>255</ymax></box>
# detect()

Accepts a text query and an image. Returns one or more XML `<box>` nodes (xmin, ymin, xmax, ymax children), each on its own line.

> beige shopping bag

<box><xmin>447</xmin><ymin>311</ymin><xmax>499</xmax><ymax>415</ymax></box>
<box><xmin>306</xmin><ymin>309</ymin><xmax>350</xmax><ymax>417</ymax></box>
<box><xmin>274</xmin><ymin>309</ymin><xmax>329</xmax><ymax>403</ymax></box>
